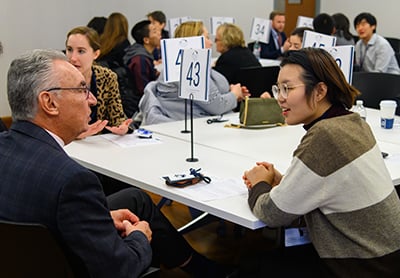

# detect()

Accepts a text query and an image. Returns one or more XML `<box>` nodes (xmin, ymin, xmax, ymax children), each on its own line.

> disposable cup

<box><xmin>380</xmin><ymin>100</ymin><xmax>397</xmax><ymax>129</ymax></box>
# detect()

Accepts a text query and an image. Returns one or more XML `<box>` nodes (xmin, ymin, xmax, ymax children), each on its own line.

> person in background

<box><xmin>0</xmin><ymin>40</ymin><xmax>6</xmax><ymax>132</ymax></box>
<box><xmin>87</xmin><ymin>16</ymin><xmax>107</xmax><ymax>36</ymax></box>
<box><xmin>242</xmin><ymin>48</ymin><xmax>400</xmax><ymax>276</ymax></box>
<box><xmin>147</xmin><ymin>10</ymin><xmax>169</xmax><ymax>64</ymax></box>
<box><xmin>286</xmin><ymin>26</ymin><xmax>313</xmax><ymax>51</ymax></box>
<box><xmin>98</xmin><ymin>12</ymin><xmax>130</xmax><ymax>67</ymax></box>
<box><xmin>312</xmin><ymin>13</ymin><xmax>335</xmax><ymax>35</ymax></box>
<box><xmin>65</xmin><ymin>26</ymin><xmax>132</xmax><ymax>138</ymax></box>
<box><xmin>139</xmin><ymin>21</ymin><xmax>247</xmax><ymax>125</ymax></box>
<box><xmin>97</xmin><ymin>12</ymin><xmax>139</xmax><ymax>118</ymax></box>
<box><xmin>147</xmin><ymin>10</ymin><xmax>169</xmax><ymax>39</ymax></box>
<box><xmin>213</xmin><ymin>23</ymin><xmax>261</xmax><ymax>84</ymax></box>
<box><xmin>123</xmin><ymin>20</ymin><xmax>161</xmax><ymax>102</ymax></box>
<box><xmin>259</xmin><ymin>11</ymin><xmax>290</xmax><ymax>59</ymax></box>
<box><xmin>353</xmin><ymin>12</ymin><xmax>400</xmax><ymax>74</ymax></box>
<box><xmin>332</xmin><ymin>13</ymin><xmax>355</xmax><ymax>46</ymax></box>
<box><xmin>0</xmin><ymin>48</ymin><xmax>227</xmax><ymax>278</ymax></box>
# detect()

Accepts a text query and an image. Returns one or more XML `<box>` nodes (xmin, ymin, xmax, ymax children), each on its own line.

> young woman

<box><xmin>243</xmin><ymin>48</ymin><xmax>400</xmax><ymax>276</ymax></box>
<box><xmin>65</xmin><ymin>26</ymin><xmax>132</xmax><ymax>138</ymax></box>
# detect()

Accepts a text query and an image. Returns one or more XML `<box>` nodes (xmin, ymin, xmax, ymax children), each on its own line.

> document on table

<box><xmin>166</xmin><ymin>176</ymin><xmax>248</xmax><ymax>201</ymax></box>
<box><xmin>100</xmin><ymin>133</ymin><xmax>162</xmax><ymax>148</ymax></box>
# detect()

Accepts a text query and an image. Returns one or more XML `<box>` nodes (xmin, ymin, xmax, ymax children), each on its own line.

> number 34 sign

<box><xmin>179</xmin><ymin>48</ymin><xmax>212</xmax><ymax>102</ymax></box>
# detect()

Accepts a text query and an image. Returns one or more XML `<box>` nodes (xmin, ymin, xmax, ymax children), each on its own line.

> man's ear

<box><xmin>38</xmin><ymin>91</ymin><xmax>60</xmax><ymax>116</ymax></box>
<box><xmin>143</xmin><ymin>37</ymin><xmax>150</xmax><ymax>45</ymax></box>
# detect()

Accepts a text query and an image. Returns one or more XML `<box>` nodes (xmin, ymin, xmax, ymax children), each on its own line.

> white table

<box><xmin>65</xmin><ymin>133</ymin><xmax>266</xmax><ymax>230</ymax></box>
<box><xmin>66</xmin><ymin>108</ymin><xmax>400</xmax><ymax>232</ymax></box>
<box><xmin>142</xmin><ymin>109</ymin><xmax>400</xmax><ymax>185</ymax></box>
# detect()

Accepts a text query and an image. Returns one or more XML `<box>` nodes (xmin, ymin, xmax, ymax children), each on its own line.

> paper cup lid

<box><xmin>380</xmin><ymin>100</ymin><xmax>397</xmax><ymax>107</ymax></box>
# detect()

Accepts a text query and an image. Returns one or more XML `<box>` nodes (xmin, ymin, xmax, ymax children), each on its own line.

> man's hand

<box><xmin>105</xmin><ymin>119</ymin><xmax>133</xmax><ymax>135</ymax></box>
<box><xmin>110</xmin><ymin>209</ymin><xmax>139</xmax><ymax>232</ymax></box>
<box><xmin>123</xmin><ymin>220</ymin><xmax>152</xmax><ymax>242</ymax></box>
<box><xmin>77</xmin><ymin>120</ymin><xmax>108</xmax><ymax>139</ymax></box>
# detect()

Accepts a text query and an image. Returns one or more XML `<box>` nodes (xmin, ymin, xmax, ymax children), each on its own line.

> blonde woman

<box><xmin>142</xmin><ymin>21</ymin><xmax>246</xmax><ymax>124</ymax></box>
<box><xmin>214</xmin><ymin>23</ymin><xmax>261</xmax><ymax>83</ymax></box>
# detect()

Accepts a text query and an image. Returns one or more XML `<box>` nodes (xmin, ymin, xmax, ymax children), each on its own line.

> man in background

<box><xmin>123</xmin><ymin>20</ymin><xmax>161</xmax><ymax>99</ymax></box>
<box><xmin>259</xmin><ymin>11</ymin><xmax>290</xmax><ymax>59</ymax></box>
<box><xmin>313</xmin><ymin>13</ymin><xmax>335</xmax><ymax>35</ymax></box>
<box><xmin>353</xmin><ymin>12</ymin><xmax>400</xmax><ymax>74</ymax></box>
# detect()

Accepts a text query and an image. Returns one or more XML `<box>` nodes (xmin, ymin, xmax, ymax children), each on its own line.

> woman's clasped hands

<box><xmin>243</xmin><ymin>161</ymin><xmax>283</xmax><ymax>190</ymax></box>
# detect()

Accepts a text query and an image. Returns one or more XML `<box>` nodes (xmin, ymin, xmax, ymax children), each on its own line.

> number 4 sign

<box><xmin>179</xmin><ymin>48</ymin><xmax>211</xmax><ymax>102</ymax></box>
<box><xmin>161</xmin><ymin>36</ymin><xmax>205</xmax><ymax>83</ymax></box>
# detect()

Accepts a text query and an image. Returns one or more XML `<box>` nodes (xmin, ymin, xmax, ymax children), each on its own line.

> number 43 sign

<box><xmin>179</xmin><ymin>48</ymin><xmax>211</xmax><ymax>102</ymax></box>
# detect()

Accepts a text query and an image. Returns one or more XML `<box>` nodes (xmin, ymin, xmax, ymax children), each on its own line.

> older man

<box><xmin>0</xmin><ymin>49</ymin><xmax>223</xmax><ymax>278</ymax></box>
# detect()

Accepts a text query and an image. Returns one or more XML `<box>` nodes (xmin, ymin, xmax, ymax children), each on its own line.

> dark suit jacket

<box><xmin>214</xmin><ymin>46</ymin><xmax>261</xmax><ymax>84</ymax></box>
<box><xmin>260</xmin><ymin>30</ymin><xmax>287</xmax><ymax>59</ymax></box>
<box><xmin>0</xmin><ymin>121</ymin><xmax>152</xmax><ymax>278</ymax></box>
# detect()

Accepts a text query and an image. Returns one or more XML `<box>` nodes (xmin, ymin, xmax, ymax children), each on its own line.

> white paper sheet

<box><xmin>100</xmin><ymin>133</ymin><xmax>162</xmax><ymax>148</ymax></box>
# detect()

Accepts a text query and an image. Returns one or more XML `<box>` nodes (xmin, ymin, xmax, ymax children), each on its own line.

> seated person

<box><xmin>286</xmin><ymin>27</ymin><xmax>313</xmax><ymax>51</ymax></box>
<box><xmin>147</xmin><ymin>10</ymin><xmax>169</xmax><ymax>63</ymax></box>
<box><xmin>139</xmin><ymin>21</ymin><xmax>246</xmax><ymax>124</ymax></box>
<box><xmin>242</xmin><ymin>48</ymin><xmax>400</xmax><ymax>276</ymax></box>
<box><xmin>87</xmin><ymin>16</ymin><xmax>107</xmax><ymax>36</ymax></box>
<box><xmin>312</xmin><ymin>13</ymin><xmax>335</xmax><ymax>35</ymax></box>
<box><xmin>332</xmin><ymin>13</ymin><xmax>355</xmax><ymax>46</ymax></box>
<box><xmin>0</xmin><ymin>49</ymin><xmax>227</xmax><ymax>278</ymax></box>
<box><xmin>353</xmin><ymin>12</ymin><xmax>400</xmax><ymax>74</ymax></box>
<box><xmin>123</xmin><ymin>20</ymin><xmax>161</xmax><ymax>101</ymax></box>
<box><xmin>65</xmin><ymin>26</ymin><xmax>132</xmax><ymax>138</ymax></box>
<box><xmin>213</xmin><ymin>23</ymin><xmax>261</xmax><ymax>84</ymax></box>
<box><xmin>97</xmin><ymin>12</ymin><xmax>139</xmax><ymax>118</ymax></box>
<box><xmin>258</xmin><ymin>11</ymin><xmax>290</xmax><ymax>59</ymax></box>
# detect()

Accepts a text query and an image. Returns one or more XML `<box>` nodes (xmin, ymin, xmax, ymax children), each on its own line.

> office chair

<box><xmin>395</xmin><ymin>52</ymin><xmax>400</xmax><ymax>68</ymax></box>
<box><xmin>233</xmin><ymin>66</ymin><xmax>280</xmax><ymax>98</ymax></box>
<box><xmin>0</xmin><ymin>220</ymin><xmax>75</xmax><ymax>278</ymax></box>
<box><xmin>385</xmin><ymin>37</ymin><xmax>400</xmax><ymax>53</ymax></box>
<box><xmin>0</xmin><ymin>220</ymin><xmax>160</xmax><ymax>278</ymax></box>
<box><xmin>247</xmin><ymin>41</ymin><xmax>255</xmax><ymax>52</ymax></box>
<box><xmin>352</xmin><ymin>72</ymin><xmax>400</xmax><ymax>115</ymax></box>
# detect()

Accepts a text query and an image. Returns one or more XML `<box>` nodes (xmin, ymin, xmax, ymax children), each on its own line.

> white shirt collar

<box><xmin>45</xmin><ymin>129</ymin><xmax>65</xmax><ymax>147</ymax></box>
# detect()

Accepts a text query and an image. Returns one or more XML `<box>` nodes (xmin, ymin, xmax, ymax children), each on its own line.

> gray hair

<box><xmin>7</xmin><ymin>49</ymin><xmax>67</xmax><ymax>121</ymax></box>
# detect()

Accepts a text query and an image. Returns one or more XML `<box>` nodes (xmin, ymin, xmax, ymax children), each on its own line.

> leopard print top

<box><xmin>93</xmin><ymin>65</ymin><xmax>126</xmax><ymax>127</ymax></box>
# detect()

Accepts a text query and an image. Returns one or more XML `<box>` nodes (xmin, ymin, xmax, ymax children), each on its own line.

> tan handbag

<box><xmin>238</xmin><ymin>97</ymin><xmax>285</xmax><ymax>128</ymax></box>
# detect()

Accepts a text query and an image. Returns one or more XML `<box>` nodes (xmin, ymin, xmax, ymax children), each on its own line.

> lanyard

<box><xmin>360</xmin><ymin>45</ymin><xmax>370</xmax><ymax>69</ymax></box>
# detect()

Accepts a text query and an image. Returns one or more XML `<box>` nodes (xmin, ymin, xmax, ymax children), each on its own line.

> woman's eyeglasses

<box><xmin>272</xmin><ymin>83</ymin><xmax>305</xmax><ymax>99</ymax></box>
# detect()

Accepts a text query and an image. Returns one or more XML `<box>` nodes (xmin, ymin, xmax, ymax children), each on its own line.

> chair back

<box><xmin>352</xmin><ymin>72</ymin><xmax>400</xmax><ymax>115</ymax></box>
<box><xmin>385</xmin><ymin>37</ymin><xmax>400</xmax><ymax>53</ymax></box>
<box><xmin>233</xmin><ymin>66</ymin><xmax>280</xmax><ymax>98</ymax></box>
<box><xmin>0</xmin><ymin>220</ymin><xmax>74</xmax><ymax>278</ymax></box>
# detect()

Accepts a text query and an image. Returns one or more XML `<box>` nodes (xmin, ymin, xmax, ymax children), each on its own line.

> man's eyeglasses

<box><xmin>272</xmin><ymin>83</ymin><xmax>305</xmax><ymax>99</ymax></box>
<box><xmin>44</xmin><ymin>87</ymin><xmax>91</xmax><ymax>100</ymax></box>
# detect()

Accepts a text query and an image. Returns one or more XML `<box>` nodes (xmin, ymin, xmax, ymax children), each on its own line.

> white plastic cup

<box><xmin>380</xmin><ymin>100</ymin><xmax>397</xmax><ymax>129</ymax></box>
